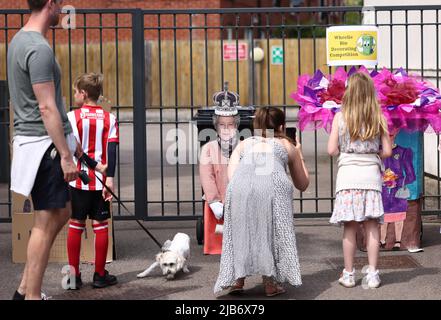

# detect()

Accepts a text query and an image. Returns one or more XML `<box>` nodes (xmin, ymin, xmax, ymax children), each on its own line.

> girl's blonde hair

<box><xmin>341</xmin><ymin>72</ymin><xmax>388</xmax><ymax>141</ymax></box>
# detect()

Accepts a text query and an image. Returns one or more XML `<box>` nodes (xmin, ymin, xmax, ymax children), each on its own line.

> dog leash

<box><xmin>78</xmin><ymin>157</ymin><xmax>163</xmax><ymax>250</ymax></box>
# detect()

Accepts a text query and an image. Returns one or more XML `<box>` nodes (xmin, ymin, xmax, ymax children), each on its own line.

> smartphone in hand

<box><xmin>292</xmin><ymin>127</ymin><xmax>297</xmax><ymax>146</ymax></box>
<box><xmin>285</xmin><ymin>127</ymin><xmax>297</xmax><ymax>145</ymax></box>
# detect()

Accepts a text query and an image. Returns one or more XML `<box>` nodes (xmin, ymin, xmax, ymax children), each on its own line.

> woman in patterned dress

<box><xmin>214</xmin><ymin>107</ymin><xmax>309</xmax><ymax>297</ymax></box>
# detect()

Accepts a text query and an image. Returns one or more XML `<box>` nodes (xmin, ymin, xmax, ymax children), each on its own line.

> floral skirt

<box><xmin>330</xmin><ymin>189</ymin><xmax>384</xmax><ymax>226</ymax></box>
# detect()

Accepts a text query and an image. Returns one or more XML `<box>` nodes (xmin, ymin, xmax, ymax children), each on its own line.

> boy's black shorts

<box><xmin>31</xmin><ymin>144</ymin><xmax>70</xmax><ymax>211</ymax></box>
<box><xmin>70</xmin><ymin>187</ymin><xmax>111</xmax><ymax>221</ymax></box>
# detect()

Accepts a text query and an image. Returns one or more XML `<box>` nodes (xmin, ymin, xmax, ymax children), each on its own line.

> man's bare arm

<box><xmin>33</xmin><ymin>81</ymin><xmax>78</xmax><ymax>182</ymax></box>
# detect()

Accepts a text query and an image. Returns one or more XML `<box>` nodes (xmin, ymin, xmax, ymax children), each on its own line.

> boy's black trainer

<box><xmin>92</xmin><ymin>270</ymin><xmax>117</xmax><ymax>288</ymax></box>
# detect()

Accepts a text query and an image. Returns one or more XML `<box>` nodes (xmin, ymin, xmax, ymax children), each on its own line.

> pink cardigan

<box><xmin>199</xmin><ymin>141</ymin><xmax>229</xmax><ymax>204</ymax></box>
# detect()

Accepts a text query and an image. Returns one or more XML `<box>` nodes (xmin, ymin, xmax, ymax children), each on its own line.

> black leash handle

<box><xmin>50</xmin><ymin>146</ymin><xmax>90</xmax><ymax>185</ymax></box>
<box><xmin>78</xmin><ymin>170</ymin><xmax>90</xmax><ymax>185</ymax></box>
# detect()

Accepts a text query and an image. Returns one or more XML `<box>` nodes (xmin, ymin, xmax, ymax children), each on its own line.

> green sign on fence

<box><xmin>271</xmin><ymin>46</ymin><xmax>284</xmax><ymax>65</ymax></box>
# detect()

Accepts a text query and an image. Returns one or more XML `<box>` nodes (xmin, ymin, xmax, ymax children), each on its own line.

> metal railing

<box><xmin>0</xmin><ymin>5</ymin><xmax>440</xmax><ymax>222</ymax></box>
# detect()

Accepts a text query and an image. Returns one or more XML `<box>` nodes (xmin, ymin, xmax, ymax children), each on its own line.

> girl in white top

<box><xmin>328</xmin><ymin>73</ymin><xmax>392</xmax><ymax>289</ymax></box>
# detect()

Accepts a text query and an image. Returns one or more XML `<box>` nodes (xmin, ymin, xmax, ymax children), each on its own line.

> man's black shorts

<box><xmin>70</xmin><ymin>186</ymin><xmax>111</xmax><ymax>221</ymax></box>
<box><xmin>31</xmin><ymin>144</ymin><xmax>70</xmax><ymax>211</ymax></box>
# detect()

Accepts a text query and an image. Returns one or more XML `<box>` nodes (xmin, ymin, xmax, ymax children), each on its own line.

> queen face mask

<box><xmin>218</xmin><ymin>127</ymin><xmax>237</xmax><ymax>141</ymax></box>
<box><xmin>217</xmin><ymin>134</ymin><xmax>238</xmax><ymax>159</ymax></box>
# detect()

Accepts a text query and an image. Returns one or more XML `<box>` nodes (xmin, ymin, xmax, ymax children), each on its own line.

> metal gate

<box><xmin>0</xmin><ymin>5</ymin><xmax>440</xmax><ymax>222</ymax></box>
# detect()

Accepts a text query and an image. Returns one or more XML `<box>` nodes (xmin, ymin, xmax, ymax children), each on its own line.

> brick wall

<box><xmin>0</xmin><ymin>0</ymin><xmax>222</xmax><ymax>10</ymax></box>
<box><xmin>0</xmin><ymin>0</ymin><xmax>345</xmax><ymax>43</ymax></box>
<box><xmin>0</xmin><ymin>0</ymin><xmax>223</xmax><ymax>43</ymax></box>
<box><xmin>0</xmin><ymin>0</ymin><xmax>346</xmax><ymax>11</ymax></box>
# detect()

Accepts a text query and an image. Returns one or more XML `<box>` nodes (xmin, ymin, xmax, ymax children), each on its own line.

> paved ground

<box><xmin>1</xmin><ymin>216</ymin><xmax>441</xmax><ymax>300</ymax></box>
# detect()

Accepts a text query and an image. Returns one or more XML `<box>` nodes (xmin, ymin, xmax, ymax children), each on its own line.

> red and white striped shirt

<box><xmin>67</xmin><ymin>105</ymin><xmax>119</xmax><ymax>191</ymax></box>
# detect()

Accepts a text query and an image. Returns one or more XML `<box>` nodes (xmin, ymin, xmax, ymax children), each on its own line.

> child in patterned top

<box><xmin>328</xmin><ymin>73</ymin><xmax>392</xmax><ymax>289</ymax></box>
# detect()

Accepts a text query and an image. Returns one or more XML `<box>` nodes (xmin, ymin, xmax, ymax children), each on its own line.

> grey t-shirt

<box><xmin>7</xmin><ymin>29</ymin><xmax>72</xmax><ymax>136</ymax></box>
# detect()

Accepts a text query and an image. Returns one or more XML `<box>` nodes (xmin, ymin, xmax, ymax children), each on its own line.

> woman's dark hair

<box><xmin>27</xmin><ymin>0</ymin><xmax>50</xmax><ymax>11</ymax></box>
<box><xmin>253</xmin><ymin>107</ymin><xmax>294</xmax><ymax>144</ymax></box>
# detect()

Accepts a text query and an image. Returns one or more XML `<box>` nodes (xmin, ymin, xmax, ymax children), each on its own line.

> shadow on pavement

<box><xmin>126</xmin><ymin>266</ymin><xmax>203</xmax><ymax>282</ymax></box>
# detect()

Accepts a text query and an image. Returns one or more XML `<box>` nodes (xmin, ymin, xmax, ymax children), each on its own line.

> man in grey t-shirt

<box><xmin>8</xmin><ymin>29</ymin><xmax>72</xmax><ymax>137</ymax></box>
<box><xmin>8</xmin><ymin>0</ymin><xmax>78</xmax><ymax>300</ymax></box>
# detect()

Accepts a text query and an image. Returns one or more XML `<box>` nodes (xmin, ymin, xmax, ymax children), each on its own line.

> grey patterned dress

<box><xmin>214</xmin><ymin>136</ymin><xmax>302</xmax><ymax>293</ymax></box>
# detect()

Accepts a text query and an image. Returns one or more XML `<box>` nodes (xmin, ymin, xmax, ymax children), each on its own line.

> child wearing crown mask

<box><xmin>199</xmin><ymin>88</ymin><xmax>241</xmax><ymax>255</ymax></box>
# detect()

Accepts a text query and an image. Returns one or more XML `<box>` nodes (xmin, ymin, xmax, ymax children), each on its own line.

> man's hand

<box><xmin>61</xmin><ymin>155</ymin><xmax>79</xmax><ymax>182</ymax></box>
<box><xmin>96</xmin><ymin>162</ymin><xmax>108</xmax><ymax>175</ymax></box>
<box><xmin>103</xmin><ymin>177</ymin><xmax>114</xmax><ymax>201</ymax></box>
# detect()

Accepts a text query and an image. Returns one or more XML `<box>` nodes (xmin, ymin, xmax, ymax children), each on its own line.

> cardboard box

<box><xmin>12</xmin><ymin>192</ymin><xmax>33</xmax><ymax>214</ymax></box>
<box><xmin>12</xmin><ymin>189</ymin><xmax>114</xmax><ymax>264</ymax></box>
<box><xmin>12</xmin><ymin>212</ymin><xmax>114</xmax><ymax>264</ymax></box>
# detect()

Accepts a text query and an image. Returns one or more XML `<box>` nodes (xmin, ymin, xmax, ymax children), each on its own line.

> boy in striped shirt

<box><xmin>66</xmin><ymin>73</ymin><xmax>119</xmax><ymax>289</ymax></box>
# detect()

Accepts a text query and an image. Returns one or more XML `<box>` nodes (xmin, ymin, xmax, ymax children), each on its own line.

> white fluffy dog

<box><xmin>137</xmin><ymin>232</ymin><xmax>191</xmax><ymax>280</ymax></box>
